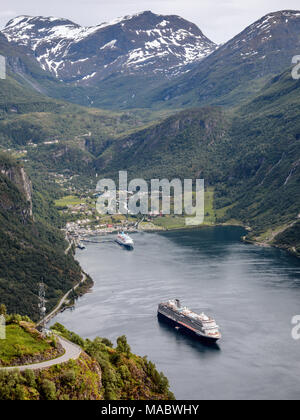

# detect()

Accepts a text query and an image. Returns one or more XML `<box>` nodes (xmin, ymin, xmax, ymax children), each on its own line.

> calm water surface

<box><xmin>50</xmin><ymin>227</ymin><xmax>300</xmax><ymax>400</ymax></box>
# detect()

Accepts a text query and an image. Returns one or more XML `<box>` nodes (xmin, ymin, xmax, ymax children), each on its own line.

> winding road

<box><xmin>0</xmin><ymin>335</ymin><xmax>82</xmax><ymax>372</ymax></box>
<box><xmin>36</xmin><ymin>235</ymin><xmax>88</xmax><ymax>327</ymax></box>
<box><xmin>37</xmin><ymin>272</ymin><xmax>87</xmax><ymax>327</ymax></box>
<box><xmin>0</xmin><ymin>240</ymin><xmax>86</xmax><ymax>372</ymax></box>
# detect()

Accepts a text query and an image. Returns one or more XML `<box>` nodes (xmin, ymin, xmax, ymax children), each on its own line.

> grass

<box><xmin>56</xmin><ymin>187</ymin><xmax>245</xmax><ymax>234</ymax></box>
<box><xmin>203</xmin><ymin>188</ymin><xmax>216</xmax><ymax>225</ymax></box>
<box><xmin>0</xmin><ymin>324</ymin><xmax>51</xmax><ymax>365</ymax></box>
<box><xmin>152</xmin><ymin>215</ymin><xmax>187</xmax><ymax>230</ymax></box>
<box><xmin>55</xmin><ymin>195</ymin><xmax>82</xmax><ymax>207</ymax></box>
<box><xmin>56</xmin><ymin>187</ymin><xmax>240</xmax><ymax>231</ymax></box>
<box><xmin>152</xmin><ymin>188</ymin><xmax>217</xmax><ymax>229</ymax></box>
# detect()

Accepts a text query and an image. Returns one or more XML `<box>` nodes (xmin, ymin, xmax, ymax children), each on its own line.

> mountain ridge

<box><xmin>91</xmin><ymin>68</ymin><xmax>300</xmax><ymax>257</ymax></box>
<box><xmin>2</xmin><ymin>11</ymin><xmax>217</xmax><ymax>84</ymax></box>
<box><xmin>144</xmin><ymin>9</ymin><xmax>300</xmax><ymax>109</ymax></box>
<box><xmin>5</xmin><ymin>9</ymin><xmax>300</xmax><ymax>110</ymax></box>
<box><xmin>0</xmin><ymin>9</ymin><xmax>299</xmax><ymax>260</ymax></box>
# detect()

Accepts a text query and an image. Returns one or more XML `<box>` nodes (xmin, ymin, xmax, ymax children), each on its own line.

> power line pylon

<box><xmin>38</xmin><ymin>280</ymin><xmax>46</xmax><ymax>334</ymax></box>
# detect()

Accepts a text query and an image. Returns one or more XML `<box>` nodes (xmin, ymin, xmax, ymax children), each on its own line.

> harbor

<box><xmin>63</xmin><ymin>215</ymin><xmax>162</xmax><ymax>249</ymax></box>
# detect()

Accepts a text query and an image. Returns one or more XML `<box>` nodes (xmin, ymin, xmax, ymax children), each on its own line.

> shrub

<box><xmin>101</xmin><ymin>338</ymin><xmax>113</xmax><ymax>348</ymax></box>
<box><xmin>60</xmin><ymin>370</ymin><xmax>76</xmax><ymax>386</ymax></box>
<box><xmin>119</xmin><ymin>364</ymin><xmax>130</xmax><ymax>381</ymax></box>
<box><xmin>23</xmin><ymin>369</ymin><xmax>36</xmax><ymax>388</ymax></box>
<box><xmin>40</xmin><ymin>379</ymin><xmax>56</xmax><ymax>400</ymax></box>
<box><xmin>0</xmin><ymin>304</ymin><xmax>7</xmax><ymax>316</ymax></box>
<box><xmin>116</xmin><ymin>336</ymin><xmax>131</xmax><ymax>356</ymax></box>
<box><xmin>0</xmin><ymin>370</ymin><xmax>23</xmax><ymax>400</ymax></box>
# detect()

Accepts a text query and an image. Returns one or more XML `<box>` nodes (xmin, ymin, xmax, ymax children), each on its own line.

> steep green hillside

<box><xmin>0</xmin><ymin>33</ymin><xmax>68</xmax><ymax>115</ymax></box>
<box><xmin>96</xmin><ymin>107</ymin><xmax>231</xmax><ymax>181</ymax></box>
<box><xmin>220</xmin><ymin>70</ymin><xmax>300</xmax><ymax>236</ymax></box>
<box><xmin>0</xmin><ymin>315</ymin><xmax>61</xmax><ymax>367</ymax></box>
<box><xmin>52</xmin><ymin>323</ymin><xmax>174</xmax><ymax>400</ymax></box>
<box><xmin>0</xmin><ymin>153</ymin><xmax>82</xmax><ymax>319</ymax></box>
<box><xmin>273</xmin><ymin>221</ymin><xmax>300</xmax><ymax>257</ymax></box>
<box><xmin>94</xmin><ymin>70</ymin><xmax>300</xmax><ymax>253</ymax></box>
<box><xmin>0</xmin><ymin>57</ymin><xmax>177</xmax><ymax>183</ymax></box>
<box><xmin>0</xmin><ymin>317</ymin><xmax>174</xmax><ymax>400</ymax></box>
<box><xmin>0</xmin><ymin>106</ymin><xmax>158</xmax><ymax>148</ymax></box>
<box><xmin>0</xmin><ymin>32</ymin><xmax>91</xmax><ymax>111</ymax></box>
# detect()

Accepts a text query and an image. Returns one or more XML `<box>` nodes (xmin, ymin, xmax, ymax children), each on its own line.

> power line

<box><xmin>38</xmin><ymin>279</ymin><xmax>46</xmax><ymax>334</ymax></box>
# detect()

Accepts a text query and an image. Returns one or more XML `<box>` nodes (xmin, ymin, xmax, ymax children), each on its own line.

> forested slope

<box><xmin>0</xmin><ymin>153</ymin><xmax>82</xmax><ymax>319</ymax></box>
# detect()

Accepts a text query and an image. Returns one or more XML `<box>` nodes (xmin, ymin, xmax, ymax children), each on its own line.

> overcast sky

<box><xmin>0</xmin><ymin>0</ymin><xmax>300</xmax><ymax>43</ymax></box>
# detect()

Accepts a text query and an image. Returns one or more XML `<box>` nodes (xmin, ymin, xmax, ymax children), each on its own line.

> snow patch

<box><xmin>81</xmin><ymin>72</ymin><xmax>97</xmax><ymax>80</ymax></box>
<box><xmin>100</xmin><ymin>40</ymin><xmax>117</xmax><ymax>49</ymax></box>
<box><xmin>2</xmin><ymin>11</ymin><xmax>217</xmax><ymax>79</ymax></box>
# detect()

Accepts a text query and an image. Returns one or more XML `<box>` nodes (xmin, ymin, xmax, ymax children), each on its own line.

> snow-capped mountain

<box><xmin>2</xmin><ymin>11</ymin><xmax>217</xmax><ymax>84</ymax></box>
<box><xmin>222</xmin><ymin>10</ymin><xmax>300</xmax><ymax>62</ymax></box>
<box><xmin>149</xmin><ymin>10</ymin><xmax>300</xmax><ymax>108</ymax></box>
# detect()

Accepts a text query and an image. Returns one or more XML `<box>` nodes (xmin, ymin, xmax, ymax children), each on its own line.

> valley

<box><xmin>0</xmin><ymin>6</ymin><xmax>300</xmax><ymax>401</ymax></box>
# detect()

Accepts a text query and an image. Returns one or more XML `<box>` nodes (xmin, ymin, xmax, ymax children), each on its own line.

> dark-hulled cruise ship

<box><xmin>158</xmin><ymin>299</ymin><xmax>221</xmax><ymax>343</ymax></box>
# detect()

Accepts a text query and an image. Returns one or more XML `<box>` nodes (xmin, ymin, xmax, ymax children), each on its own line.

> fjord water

<box><xmin>51</xmin><ymin>227</ymin><xmax>300</xmax><ymax>400</ymax></box>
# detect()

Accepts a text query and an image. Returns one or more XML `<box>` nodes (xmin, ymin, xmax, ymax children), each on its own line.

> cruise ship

<box><xmin>158</xmin><ymin>299</ymin><xmax>221</xmax><ymax>343</ymax></box>
<box><xmin>116</xmin><ymin>232</ymin><xmax>134</xmax><ymax>250</ymax></box>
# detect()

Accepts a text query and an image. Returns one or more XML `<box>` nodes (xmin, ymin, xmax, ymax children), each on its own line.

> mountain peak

<box><xmin>223</xmin><ymin>8</ymin><xmax>300</xmax><ymax>54</ymax></box>
<box><xmin>247</xmin><ymin>9</ymin><xmax>300</xmax><ymax>31</ymax></box>
<box><xmin>260</xmin><ymin>9</ymin><xmax>300</xmax><ymax>18</ymax></box>
<box><xmin>146</xmin><ymin>8</ymin><xmax>300</xmax><ymax>109</ymax></box>
<box><xmin>2</xmin><ymin>11</ymin><xmax>217</xmax><ymax>82</ymax></box>
<box><xmin>96</xmin><ymin>10</ymin><xmax>154</xmax><ymax>29</ymax></box>
<box><xmin>5</xmin><ymin>15</ymin><xmax>77</xmax><ymax>29</ymax></box>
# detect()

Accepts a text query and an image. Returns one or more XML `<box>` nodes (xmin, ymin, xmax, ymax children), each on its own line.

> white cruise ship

<box><xmin>116</xmin><ymin>232</ymin><xmax>134</xmax><ymax>249</ymax></box>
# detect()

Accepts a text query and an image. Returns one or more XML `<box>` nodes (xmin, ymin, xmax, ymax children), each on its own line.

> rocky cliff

<box><xmin>0</xmin><ymin>160</ymin><xmax>32</xmax><ymax>217</ymax></box>
<box><xmin>0</xmin><ymin>154</ymin><xmax>32</xmax><ymax>221</ymax></box>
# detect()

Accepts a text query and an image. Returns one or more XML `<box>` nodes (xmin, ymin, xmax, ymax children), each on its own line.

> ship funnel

<box><xmin>175</xmin><ymin>299</ymin><xmax>180</xmax><ymax>308</ymax></box>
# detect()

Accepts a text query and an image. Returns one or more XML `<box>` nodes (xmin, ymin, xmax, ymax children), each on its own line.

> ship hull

<box><xmin>115</xmin><ymin>240</ymin><xmax>134</xmax><ymax>250</ymax></box>
<box><xmin>157</xmin><ymin>311</ymin><xmax>220</xmax><ymax>344</ymax></box>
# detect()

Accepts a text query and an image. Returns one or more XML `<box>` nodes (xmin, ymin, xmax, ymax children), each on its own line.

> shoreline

<box><xmin>69</xmin><ymin>217</ymin><xmax>299</xmax><ymax>259</ymax></box>
<box><xmin>47</xmin><ymin>222</ymin><xmax>299</xmax><ymax>325</ymax></box>
<box><xmin>79</xmin><ymin>221</ymin><xmax>300</xmax><ymax>262</ymax></box>
<box><xmin>38</xmin><ymin>270</ymin><xmax>91</xmax><ymax>328</ymax></box>
<box><xmin>242</xmin><ymin>235</ymin><xmax>300</xmax><ymax>259</ymax></box>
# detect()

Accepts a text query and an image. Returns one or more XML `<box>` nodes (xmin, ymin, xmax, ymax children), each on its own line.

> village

<box><xmin>56</xmin><ymin>190</ymin><xmax>164</xmax><ymax>246</ymax></box>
